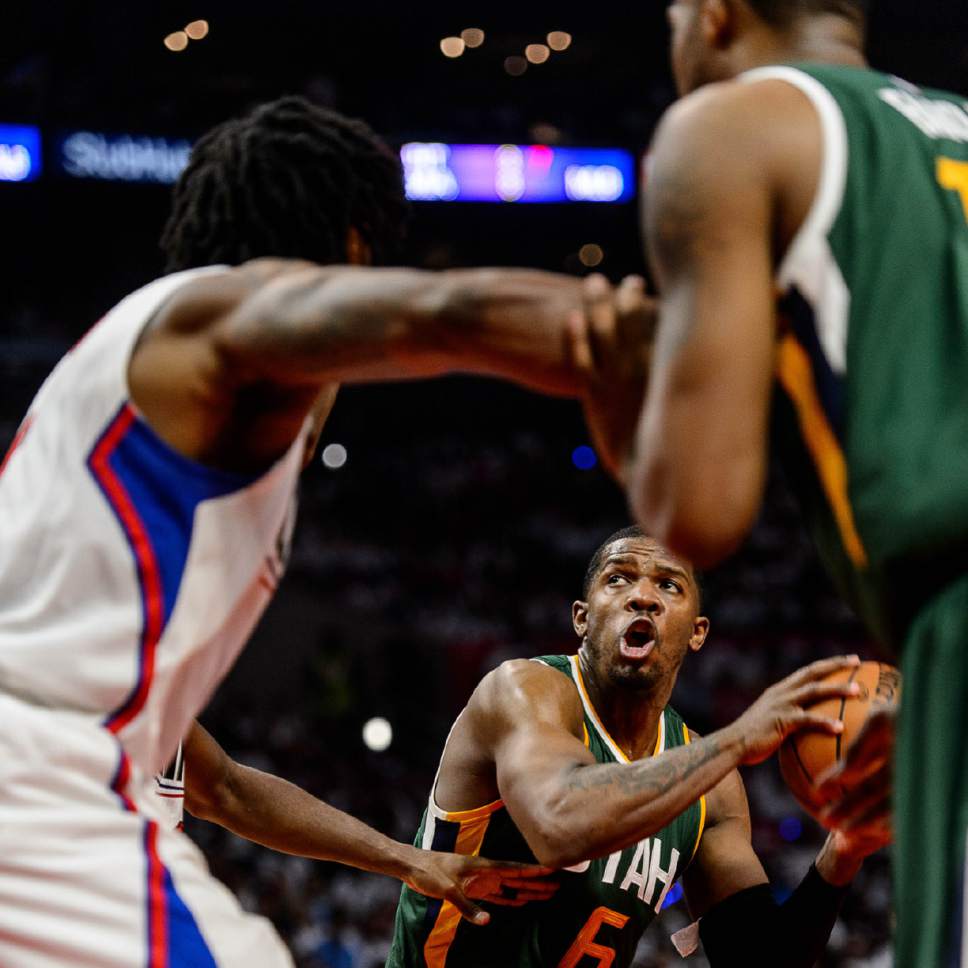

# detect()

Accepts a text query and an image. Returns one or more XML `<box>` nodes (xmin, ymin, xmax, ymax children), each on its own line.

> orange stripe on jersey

<box><xmin>573</xmin><ymin>657</ymin><xmax>664</xmax><ymax>761</ymax></box>
<box><xmin>439</xmin><ymin>798</ymin><xmax>504</xmax><ymax>824</ymax></box>
<box><xmin>776</xmin><ymin>334</ymin><xmax>868</xmax><ymax>568</ymax></box>
<box><xmin>423</xmin><ymin>812</ymin><xmax>495</xmax><ymax>968</ymax></box>
<box><xmin>682</xmin><ymin>725</ymin><xmax>707</xmax><ymax>861</ymax></box>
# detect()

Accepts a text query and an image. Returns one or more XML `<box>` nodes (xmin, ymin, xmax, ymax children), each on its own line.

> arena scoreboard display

<box><xmin>402</xmin><ymin>142</ymin><xmax>635</xmax><ymax>203</ymax></box>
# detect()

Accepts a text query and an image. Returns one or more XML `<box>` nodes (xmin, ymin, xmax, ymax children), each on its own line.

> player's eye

<box><xmin>658</xmin><ymin>578</ymin><xmax>682</xmax><ymax>593</ymax></box>
<box><xmin>606</xmin><ymin>574</ymin><xmax>627</xmax><ymax>586</ymax></box>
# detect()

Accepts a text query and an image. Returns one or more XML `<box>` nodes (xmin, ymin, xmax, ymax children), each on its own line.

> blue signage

<box><xmin>402</xmin><ymin>143</ymin><xmax>635</xmax><ymax>203</ymax></box>
<box><xmin>58</xmin><ymin>130</ymin><xmax>191</xmax><ymax>184</ymax></box>
<box><xmin>0</xmin><ymin>125</ymin><xmax>42</xmax><ymax>183</ymax></box>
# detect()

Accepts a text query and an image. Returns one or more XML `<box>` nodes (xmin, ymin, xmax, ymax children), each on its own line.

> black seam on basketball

<box><xmin>790</xmin><ymin>734</ymin><xmax>815</xmax><ymax>787</ymax></box>
<box><xmin>836</xmin><ymin>666</ymin><xmax>860</xmax><ymax>761</ymax></box>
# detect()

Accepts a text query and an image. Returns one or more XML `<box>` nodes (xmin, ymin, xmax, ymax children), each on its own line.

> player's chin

<box><xmin>608</xmin><ymin>662</ymin><xmax>659</xmax><ymax>691</ymax></box>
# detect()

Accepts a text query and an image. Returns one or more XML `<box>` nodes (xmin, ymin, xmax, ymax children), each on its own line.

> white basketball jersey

<box><xmin>0</xmin><ymin>268</ymin><xmax>305</xmax><ymax>777</ymax></box>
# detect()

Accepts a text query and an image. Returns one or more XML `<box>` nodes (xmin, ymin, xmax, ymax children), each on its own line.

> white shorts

<box><xmin>0</xmin><ymin>693</ymin><xmax>293</xmax><ymax>968</ymax></box>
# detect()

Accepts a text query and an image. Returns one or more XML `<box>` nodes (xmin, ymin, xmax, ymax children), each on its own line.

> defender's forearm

<box><xmin>225</xmin><ymin>266</ymin><xmax>583</xmax><ymax>395</ymax></box>
<box><xmin>191</xmin><ymin>763</ymin><xmax>419</xmax><ymax>881</ymax></box>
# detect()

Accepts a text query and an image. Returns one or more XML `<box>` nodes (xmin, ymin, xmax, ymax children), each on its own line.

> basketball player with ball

<box><xmin>388</xmin><ymin>528</ymin><xmax>889</xmax><ymax>967</ymax></box>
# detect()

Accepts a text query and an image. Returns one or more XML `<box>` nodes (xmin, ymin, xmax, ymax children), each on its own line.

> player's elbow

<box><xmin>629</xmin><ymin>454</ymin><xmax>758</xmax><ymax>570</ymax></box>
<box><xmin>184</xmin><ymin>768</ymin><xmax>240</xmax><ymax>825</ymax></box>
<box><xmin>525</xmin><ymin>796</ymin><xmax>600</xmax><ymax>869</ymax></box>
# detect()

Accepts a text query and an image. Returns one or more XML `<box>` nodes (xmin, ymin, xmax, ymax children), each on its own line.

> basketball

<box><xmin>779</xmin><ymin>661</ymin><xmax>901</xmax><ymax>817</ymax></box>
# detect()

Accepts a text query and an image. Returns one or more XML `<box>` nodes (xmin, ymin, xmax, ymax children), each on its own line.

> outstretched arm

<box><xmin>147</xmin><ymin>259</ymin><xmax>585</xmax><ymax>396</ymax></box>
<box><xmin>182</xmin><ymin>721</ymin><xmax>556</xmax><ymax>925</ymax></box>
<box><xmin>683</xmin><ymin>769</ymin><xmax>885</xmax><ymax>967</ymax></box>
<box><xmin>476</xmin><ymin>656</ymin><xmax>860</xmax><ymax>869</ymax></box>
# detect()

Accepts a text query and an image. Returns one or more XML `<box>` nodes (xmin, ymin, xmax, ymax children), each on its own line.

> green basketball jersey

<box><xmin>387</xmin><ymin>655</ymin><xmax>705</xmax><ymax>967</ymax></box>
<box><xmin>745</xmin><ymin>64</ymin><xmax>968</xmax><ymax>647</ymax></box>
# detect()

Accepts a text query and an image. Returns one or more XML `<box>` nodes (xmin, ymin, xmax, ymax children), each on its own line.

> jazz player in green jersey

<box><xmin>388</xmin><ymin>528</ymin><xmax>885</xmax><ymax>967</ymax></box>
<box><xmin>574</xmin><ymin>1</ymin><xmax>968</xmax><ymax>964</ymax></box>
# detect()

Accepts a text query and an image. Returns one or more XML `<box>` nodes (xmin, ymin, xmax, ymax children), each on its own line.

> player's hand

<box><xmin>403</xmin><ymin>851</ymin><xmax>559</xmax><ymax>925</ymax></box>
<box><xmin>815</xmin><ymin>701</ymin><xmax>896</xmax><ymax>855</ymax></box>
<box><xmin>731</xmin><ymin>656</ymin><xmax>862</xmax><ymax>766</ymax></box>
<box><xmin>568</xmin><ymin>273</ymin><xmax>657</xmax><ymax>482</ymax></box>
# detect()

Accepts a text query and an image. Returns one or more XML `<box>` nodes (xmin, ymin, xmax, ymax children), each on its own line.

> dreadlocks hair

<box><xmin>160</xmin><ymin>95</ymin><xmax>409</xmax><ymax>272</ymax></box>
<box><xmin>746</xmin><ymin>0</ymin><xmax>869</xmax><ymax>28</ymax></box>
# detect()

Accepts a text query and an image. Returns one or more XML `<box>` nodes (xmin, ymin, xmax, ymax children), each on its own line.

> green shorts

<box><xmin>896</xmin><ymin>572</ymin><xmax>968</xmax><ymax>967</ymax></box>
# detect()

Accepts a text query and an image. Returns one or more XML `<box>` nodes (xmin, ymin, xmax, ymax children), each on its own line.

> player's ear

<box><xmin>701</xmin><ymin>0</ymin><xmax>735</xmax><ymax>49</ymax></box>
<box><xmin>689</xmin><ymin>616</ymin><xmax>710</xmax><ymax>653</ymax></box>
<box><xmin>572</xmin><ymin>601</ymin><xmax>588</xmax><ymax>638</ymax></box>
<box><xmin>346</xmin><ymin>226</ymin><xmax>373</xmax><ymax>266</ymax></box>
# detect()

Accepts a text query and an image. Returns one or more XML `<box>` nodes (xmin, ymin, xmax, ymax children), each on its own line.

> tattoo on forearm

<box><xmin>567</xmin><ymin>736</ymin><xmax>725</xmax><ymax>800</ymax></box>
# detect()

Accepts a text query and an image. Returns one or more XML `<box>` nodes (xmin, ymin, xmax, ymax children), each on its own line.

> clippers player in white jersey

<box><xmin>0</xmin><ymin>96</ymin><xmax>628</xmax><ymax>966</ymax></box>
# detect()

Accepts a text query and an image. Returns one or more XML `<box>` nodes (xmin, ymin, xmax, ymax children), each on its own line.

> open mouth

<box><xmin>620</xmin><ymin>617</ymin><xmax>656</xmax><ymax>662</ymax></box>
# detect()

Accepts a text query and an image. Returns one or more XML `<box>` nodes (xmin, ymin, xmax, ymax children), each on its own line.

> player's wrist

<box><xmin>716</xmin><ymin>721</ymin><xmax>752</xmax><ymax>765</ymax></box>
<box><xmin>815</xmin><ymin>834</ymin><xmax>863</xmax><ymax>887</ymax></box>
<box><xmin>391</xmin><ymin>843</ymin><xmax>427</xmax><ymax>886</ymax></box>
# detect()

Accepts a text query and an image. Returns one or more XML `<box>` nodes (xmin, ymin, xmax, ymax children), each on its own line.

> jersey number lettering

<box><xmin>937</xmin><ymin>157</ymin><xmax>968</xmax><ymax>222</ymax></box>
<box><xmin>558</xmin><ymin>906</ymin><xmax>630</xmax><ymax>968</ymax></box>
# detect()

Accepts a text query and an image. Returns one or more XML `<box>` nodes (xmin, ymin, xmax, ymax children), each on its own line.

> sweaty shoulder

<box><xmin>144</xmin><ymin>258</ymin><xmax>313</xmax><ymax>339</ymax></box>
<box><xmin>471</xmin><ymin>659</ymin><xmax>585</xmax><ymax>742</ymax></box>
<box><xmin>434</xmin><ymin>659</ymin><xmax>586</xmax><ymax>812</ymax></box>
<box><xmin>127</xmin><ymin>257</ymin><xmax>322</xmax><ymax>470</ymax></box>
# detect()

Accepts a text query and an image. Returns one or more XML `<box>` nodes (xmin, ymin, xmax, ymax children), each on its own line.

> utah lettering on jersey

<box><xmin>565</xmin><ymin>836</ymin><xmax>681</xmax><ymax>914</ymax></box>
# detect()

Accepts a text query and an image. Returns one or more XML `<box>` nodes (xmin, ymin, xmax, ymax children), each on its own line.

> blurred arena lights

<box><xmin>460</xmin><ymin>27</ymin><xmax>485</xmax><ymax>48</ymax></box>
<box><xmin>184</xmin><ymin>20</ymin><xmax>210</xmax><ymax>41</ymax></box>
<box><xmin>504</xmin><ymin>55</ymin><xmax>528</xmax><ymax>77</ymax></box>
<box><xmin>321</xmin><ymin>443</ymin><xmax>348</xmax><ymax>470</ymax></box>
<box><xmin>525</xmin><ymin>44</ymin><xmax>551</xmax><ymax>65</ymax></box>
<box><xmin>362</xmin><ymin>717</ymin><xmax>393</xmax><ymax>752</ymax></box>
<box><xmin>579</xmin><ymin>243</ymin><xmax>605</xmax><ymax>268</ymax></box>
<box><xmin>440</xmin><ymin>36</ymin><xmax>465</xmax><ymax>58</ymax></box>
<box><xmin>0</xmin><ymin>124</ymin><xmax>41</xmax><ymax>182</ymax></box>
<box><xmin>547</xmin><ymin>30</ymin><xmax>573</xmax><ymax>52</ymax></box>
<box><xmin>572</xmin><ymin>446</ymin><xmax>598</xmax><ymax>471</ymax></box>
<box><xmin>163</xmin><ymin>31</ymin><xmax>189</xmax><ymax>52</ymax></box>
<box><xmin>778</xmin><ymin>816</ymin><xmax>804</xmax><ymax>842</ymax></box>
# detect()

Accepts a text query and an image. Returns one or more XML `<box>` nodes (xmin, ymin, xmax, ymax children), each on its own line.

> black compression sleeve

<box><xmin>699</xmin><ymin>865</ymin><xmax>850</xmax><ymax>968</ymax></box>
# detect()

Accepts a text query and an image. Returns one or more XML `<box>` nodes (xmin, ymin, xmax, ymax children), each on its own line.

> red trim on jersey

<box><xmin>89</xmin><ymin>405</ymin><xmax>165</xmax><ymax>734</ymax></box>
<box><xmin>0</xmin><ymin>415</ymin><xmax>34</xmax><ymax>478</ymax></box>
<box><xmin>144</xmin><ymin>822</ymin><xmax>169</xmax><ymax>968</ymax></box>
<box><xmin>110</xmin><ymin>747</ymin><xmax>137</xmax><ymax>813</ymax></box>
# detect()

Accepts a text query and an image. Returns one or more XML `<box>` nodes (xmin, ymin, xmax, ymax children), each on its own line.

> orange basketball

<box><xmin>779</xmin><ymin>661</ymin><xmax>900</xmax><ymax>817</ymax></box>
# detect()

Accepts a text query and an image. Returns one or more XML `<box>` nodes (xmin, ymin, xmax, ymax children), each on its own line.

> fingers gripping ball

<box><xmin>779</xmin><ymin>661</ymin><xmax>900</xmax><ymax>817</ymax></box>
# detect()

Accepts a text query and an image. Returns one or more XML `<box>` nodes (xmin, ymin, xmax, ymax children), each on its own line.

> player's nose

<box><xmin>626</xmin><ymin>580</ymin><xmax>662</xmax><ymax>613</ymax></box>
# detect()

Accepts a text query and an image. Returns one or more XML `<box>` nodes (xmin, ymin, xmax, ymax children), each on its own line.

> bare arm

<box><xmin>182</xmin><ymin>721</ymin><xmax>556</xmax><ymax>924</ymax></box>
<box><xmin>151</xmin><ymin>260</ymin><xmax>584</xmax><ymax>395</ymax></box>
<box><xmin>130</xmin><ymin>260</ymin><xmax>585</xmax><ymax>467</ymax></box>
<box><xmin>630</xmin><ymin>80</ymin><xmax>820</xmax><ymax>567</ymax></box>
<box><xmin>478</xmin><ymin>656</ymin><xmax>859</xmax><ymax>869</ymax></box>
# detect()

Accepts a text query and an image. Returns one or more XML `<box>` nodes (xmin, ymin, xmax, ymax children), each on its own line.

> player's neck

<box><xmin>579</xmin><ymin>660</ymin><xmax>667</xmax><ymax>762</ymax></box>
<box><xmin>737</xmin><ymin>18</ymin><xmax>868</xmax><ymax>73</ymax></box>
